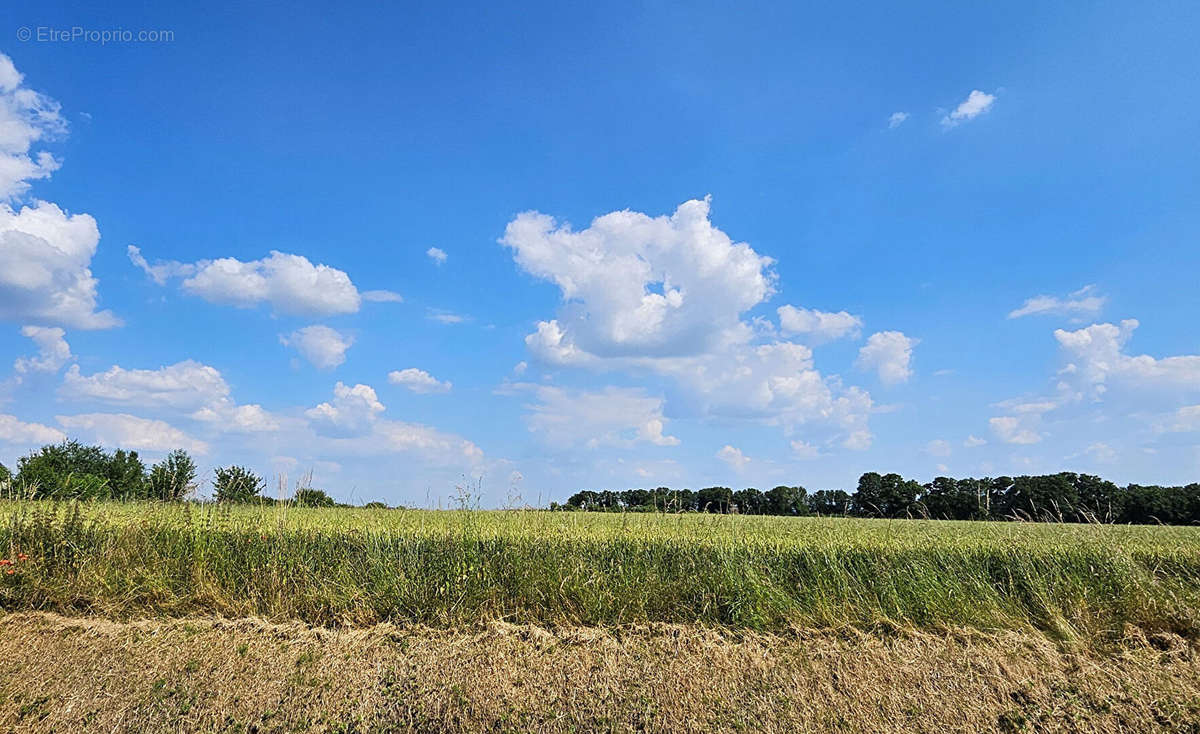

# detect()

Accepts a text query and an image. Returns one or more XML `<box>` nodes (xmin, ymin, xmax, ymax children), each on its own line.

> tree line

<box><xmin>554</xmin><ymin>471</ymin><xmax>1200</xmax><ymax>525</ymax></box>
<box><xmin>0</xmin><ymin>440</ymin><xmax>345</xmax><ymax>507</ymax></box>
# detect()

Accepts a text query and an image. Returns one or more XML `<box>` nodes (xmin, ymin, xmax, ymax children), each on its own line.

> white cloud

<box><xmin>777</xmin><ymin>305</ymin><xmax>862</xmax><ymax>343</ymax></box>
<box><xmin>716</xmin><ymin>444</ymin><xmax>750</xmax><ymax>469</ymax></box>
<box><xmin>1053</xmin><ymin>319</ymin><xmax>1200</xmax><ymax>402</ymax></box>
<box><xmin>0</xmin><ymin>413</ymin><xmax>65</xmax><ymax>446</ymax></box>
<box><xmin>0</xmin><ymin>201</ymin><xmax>119</xmax><ymax>329</ymax></box>
<box><xmin>989</xmin><ymin>416</ymin><xmax>1042</xmax><ymax>445</ymax></box>
<box><xmin>427</xmin><ymin>309</ymin><xmax>467</xmax><ymax>324</ymax></box>
<box><xmin>130</xmin><ymin>249</ymin><xmax>362</xmax><ymax>317</ymax></box>
<box><xmin>62</xmin><ymin>360</ymin><xmax>230</xmax><ymax>410</ymax></box>
<box><xmin>941</xmin><ymin>90</ymin><xmax>996</xmax><ymax>127</ymax></box>
<box><xmin>504</xmin><ymin>199</ymin><xmax>875</xmax><ymax>447</ymax></box>
<box><xmin>60</xmin><ymin>360</ymin><xmax>280</xmax><ymax>434</ymax></box>
<box><xmin>842</xmin><ymin>430</ymin><xmax>873</xmax><ymax>451</ymax></box>
<box><xmin>1008</xmin><ymin>285</ymin><xmax>1106</xmax><ymax>320</ymax></box>
<box><xmin>304</xmin><ymin>381</ymin><xmax>483</xmax><ymax>465</ymax></box>
<box><xmin>305</xmin><ymin>381</ymin><xmax>385</xmax><ymax>437</ymax></box>
<box><xmin>856</xmin><ymin>331</ymin><xmax>917</xmax><ymax>385</ymax></box>
<box><xmin>281</xmin><ymin>325</ymin><xmax>353</xmax><ymax>369</ymax></box>
<box><xmin>0</xmin><ymin>53</ymin><xmax>67</xmax><ymax>200</ymax></box>
<box><xmin>522</xmin><ymin>384</ymin><xmax>680</xmax><ymax>449</ymax></box>
<box><xmin>426</xmin><ymin>247</ymin><xmax>447</xmax><ymax>265</ymax></box>
<box><xmin>1082</xmin><ymin>442</ymin><xmax>1117</xmax><ymax>463</ymax></box>
<box><xmin>1164</xmin><ymin>405</ymin><xmax>1200</xmax><ymax>433</ymax></box>
<box><xmin>503</xmin><ymin>197</ymin><xmax>775</xmax><ymax>360</ymax></box>
<box><xmin>964</xmin><ymin>434</ymin><xmax>987</xmax><ymax>447</ymax></box>
<box><xmin>790</xmin><ymin>440</ymin><xmax>820</xmax><ymax>459</ymax></box>
<box><xmin>56</xmin><ymin>413</ymin><xmax>208</xmax><ymax>454</ymax></box>
<box><xmin>361</xmin><ymin>289</ymin><xmax>403</xmax><ymax>303</ymax></box>
<box><xmin>388</xmin><ymin>368</ymin><xmax>452</xmax><ymax>394</ymax></box>
<box><xmin>13</xmin><ymin>325</ymin><xmax>71</xmax><ymax>373</ymax></box>
<box><xmin>925</xmin><ymin>439</ymin><xmax>952</xmax><ymax>457</ymax></box>
<box><xmin>888</xmin><ymin>112</ymin><xmax>909</xmax><ymax>129</ymax></box>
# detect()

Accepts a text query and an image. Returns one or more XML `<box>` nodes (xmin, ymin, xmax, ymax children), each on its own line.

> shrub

<box><xmin>15</xmin><ymin>441</ymin><xmax>114</xmax><ymax>499</ymax></box>
<box><xmin>213</xmin><ymin>465</ymin><xmax>265</xmax><ymax>503</ymax></box>
<box><xmin>294</xmin><ymin>488</ymin><xmax>336</xmax><ymax>507</ymax></box>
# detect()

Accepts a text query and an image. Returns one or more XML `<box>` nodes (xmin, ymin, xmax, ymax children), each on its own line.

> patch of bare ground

<box><xmin>1</xmin><ymin>613</ymin><xmax>1199</xmax><ymax>733</ymax></box>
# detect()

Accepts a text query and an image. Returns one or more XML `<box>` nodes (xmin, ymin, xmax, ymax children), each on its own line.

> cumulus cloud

<box><xmin>388</xmin><ymin>368</ymin><xmax>452</xmax><ymax>394</ymax></box>
<box><xmin>1054</xmin><ymin>319</ymin><xmax>1200</xmax><ymax>397</ymax></box>
<box><xmin>964</xmin><ymin>435</ymin><xmax>987</xmax><ymax>447</ymax></box>
<box><xmin>13</xmin><ymin>325</ymin><xmax>71</xmax><ymax>373</ymax></box>
<box><xmin>1009</xmin><ymin>284</ymin><xmax>1106</xmax><ymax>320</ymax></box>
<box><xmin>130</xmin><ymin>249</ymin><xmax>362</xmax><ymax>316</ymax></box>
<box><xmin>62</xmin><ymin>360</ymin><xmax>230</xmax><ymax>410</ymax></box>
<box><xmin>989</xmin><ymin>415</ymin><xmax>1042</xmax><ymax>445</ymax></box>
<box><xmin>305</xmin><ymin>381</ymin><xmax>385</xmax><ymax>437</ymax></box>
<box><xmin>888</xmin><ymin>112</ymin><xmax>909</xmax><ymax>129</ymax></box>
<box><xmin>426</xmin><ymin>247</ymin><xmax>447</xmax><ymax>265</ymax></box>
<box><xmin>716</xmin><ymin>444</ymin><xmax>750</xmax><ymax>469</ymax></box>
<box><xmin>521</xmin><ymin>384</ymin><xmax>680</xmax><ymax>449</ymax></box>
<box><xmin>281</xmin><ymin>325</ymin><xmax>353</xmax><ymax>369</ymax></box>
<box><xmin>0</xmin><ymin>413</ymin><xmax>65</xmax><ymax>446</ymax></box>
<box><xmin>856</xmin><ymin>331</ymin><xmax>917</xmax><ymax>385</ymax></box>
<box><xmin>56</xmin><ymin>413</ymin><xmax>208</xmax><ymax>454</ymax></box>
<box><xmin>503</xmin><ymin>199</ymin><xmax>875</xmax><ymax>448</ymax></box>
<box><xmin>305</xmin><ymin>381</ymin><xmax>483</xmax><ymax>465</ymax></box>
<box><xmin>60</xmin><ymin>360</ymin><xmax>279</xmax><ymax>433</ymax></box>
<box><xmin>925</xmin><ymin>439</ymin><xmax>952</xmax><ymax>457</ymax></box>
<box><xmin>0</xmin><ymin>202</ymin><xmax>119</xmax><ymax>329</ymax></box>
<box><xmin>0</xmin><ymin>53</ymin><xmax>67</xmax><ymax>200</ymax></box>
<box><xmin>777</xmin><ymin>305</ymin><xmax>862</xmax><ymax>343</ymax></box>
<box><xmin>503</xmin><ymin>197</ymin><xmax>775</xmax><ymax>360</ymax></box>
<box><xmin>941</xmin><ymin>90</ymin><xmax>996</xmax><ymax>127</ymax></box>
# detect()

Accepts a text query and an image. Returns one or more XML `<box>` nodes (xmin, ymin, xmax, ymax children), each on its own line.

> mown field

<box><xmin>3</xmin><ymin>500</ymin><xmax>1200</xmax><ymax>638</ymax></box>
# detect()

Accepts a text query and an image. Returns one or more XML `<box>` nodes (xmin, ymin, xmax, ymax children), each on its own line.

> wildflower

<box><xmin>0</xmin><ymin>559</ymin><xmax>10</xmax><ymax>566</ymax></box>
<box><xmin>16</xmin><ymin>553</ymin><xmax>28</xmax><ymax>561</ymax></box>
<box><xmin>3</xmin><ymin>568</ymin><xmax>13</xmax><ymax>575</ymax></box>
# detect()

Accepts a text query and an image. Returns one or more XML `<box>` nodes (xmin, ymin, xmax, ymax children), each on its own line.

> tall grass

<box><xmin>2</xmin><ymin>500</ymin><xmax>1199</xmax><ymax>639</ymax></box>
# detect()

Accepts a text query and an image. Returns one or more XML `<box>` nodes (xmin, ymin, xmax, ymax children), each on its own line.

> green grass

<box><xmin>2</xmin><ymin>500</ymin><xmax>1200</xmax><ymax>639</ymax></box>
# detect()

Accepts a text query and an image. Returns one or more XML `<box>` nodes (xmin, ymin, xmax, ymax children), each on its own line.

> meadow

<box><xmin>3</xmin><ymin>500</ymin><xmax>1200</xmax><ymax>640</ymax></box>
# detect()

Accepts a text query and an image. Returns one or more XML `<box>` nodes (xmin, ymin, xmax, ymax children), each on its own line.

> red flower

<box><xmin>16</xmin><ymin>553</ymin><xmax>28</xmax><ymax>561</ymax></box>
<box><xmin>0</xmin><ymin>559</ymin><xmax>10</xmax><ymax>566</ymax></box>
<box><xmin>3</xmin><ymin>568</ymin><xmax>13</xmax><ymax>575</ymax></box>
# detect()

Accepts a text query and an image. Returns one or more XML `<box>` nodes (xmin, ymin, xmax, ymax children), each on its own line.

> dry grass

<box><xmin>2</xmin><ymin>611</ymin><xmax>1200</xmax><ymax>733</ymax></box>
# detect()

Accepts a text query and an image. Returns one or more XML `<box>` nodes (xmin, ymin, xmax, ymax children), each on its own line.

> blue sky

<box><xmin>2</xmin><ymin>1</ymin><xmax>1199</xmax><ymax>505</ymax></box>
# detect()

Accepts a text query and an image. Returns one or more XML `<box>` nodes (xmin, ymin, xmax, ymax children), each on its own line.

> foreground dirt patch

<box><xmin>1</xmin><ymin>613</ymin><xmax>1198</xmax><ymax>732</ymax></box>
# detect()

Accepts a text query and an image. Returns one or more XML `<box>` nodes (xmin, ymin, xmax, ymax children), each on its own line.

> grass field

<box><xmin>3</xmin><ymin>500</ymin><xmax>1200</xmax><ymax>640</ymax></box>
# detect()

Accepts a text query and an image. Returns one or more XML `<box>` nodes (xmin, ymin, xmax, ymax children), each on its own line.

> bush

<box><xmin>294</xmin><ymin>488</ymin><xmax>336</xmax><ymax>507</ymax></box>
<box><xmin>16</xmin><ymin>441</ymin><xmax>115</xmax><ymax>499</ymax></box>
<box><xmin>148</xmin><ymin>450</ymin><xmax>196</xmax><ymax>502</ymax></box>
<box><xmin>213</xmin><ymin>465</ymin><xmax>265</xmax><ymax>503</ymax></box>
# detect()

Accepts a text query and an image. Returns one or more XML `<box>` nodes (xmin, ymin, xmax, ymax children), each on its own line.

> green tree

<box><xmin>294</xmin><ymin>487</ymin><xmax>336</xmax><ymax>507</ymax></box>
<box><xmin>148</xmin><ymin>449</ymin><xmax>197</xmax><ymax>501</ymax></box>
<box><xmin>696</xmin><ymin>486</ymin><xmax>733</xmax><ymax>513</ymax></box>
<box><xmin>732</xmin><ymin>487</ymin><xmax>765</xmax><ymax>514</ymax></box>
<box><xmin>807</xmin><ymin>489</ymin><xmax>850</xmax><ymax>515</ymax></box>
<box><xmin>0</xmin><ymin>462</ymin><xmax>10</xmax><ymax>484</ymax></box>
<box><xmin>213</xmin><ymin>465</ymin><xmax>265</xmax><ymax>503</ymax></box>
<box><xmin>851</xmin><ymin>472</ymin><xmax>922</xmax><ymax>517</ymax></box>
<box><xmin>764</xmin><ymin>485</ymin><xmax>808</xmax><ymax>516</ymax></box>
<box><xmin>106</xmin><ymin>449</ymin><xmax>147</xmax><ymax>499</ymax></box>
<box><xmin>15</xmin><ymin>440</ymin><xmax>113</xmax><ymax>499</ymax></box>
